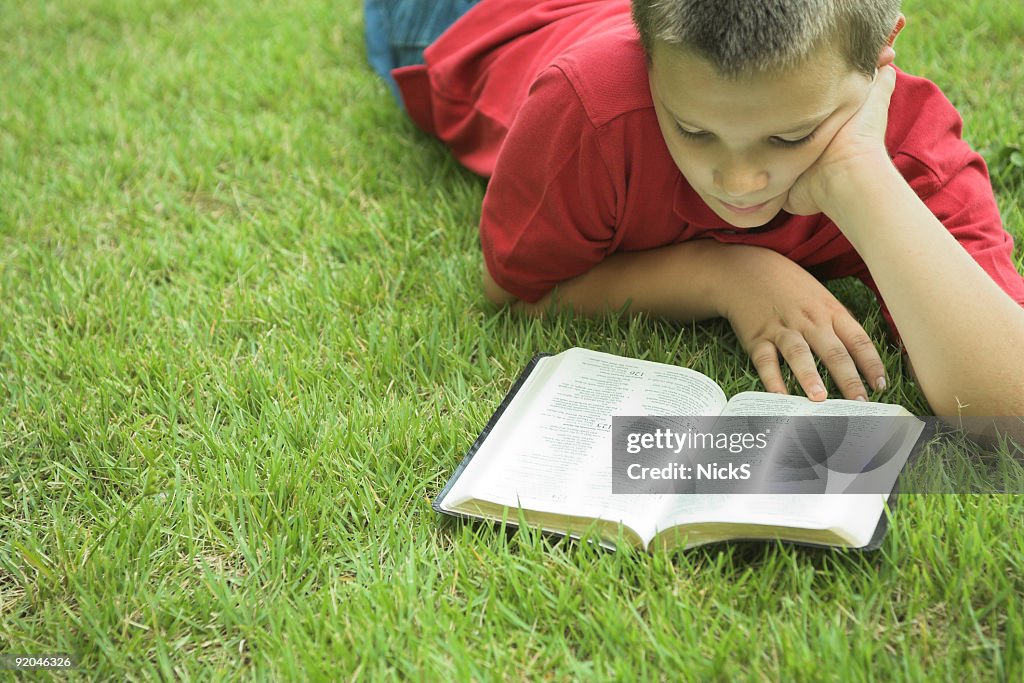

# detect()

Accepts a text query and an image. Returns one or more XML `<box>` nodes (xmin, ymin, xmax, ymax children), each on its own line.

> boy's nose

<box><xmin>713</xmin><ymin>164</ymin><xmax>769</xmax><ymax>198</ymax></box>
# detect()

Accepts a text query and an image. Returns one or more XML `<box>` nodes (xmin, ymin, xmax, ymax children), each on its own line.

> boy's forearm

<box><xmin>822</xmin><ymin>159</ymin><xmax>1024</xmax><ymax>417</ymax></box>
<box><xmin>485</xmin><ymin>239</ymin><xmax>734</xmax><ymax>321</ymax></box>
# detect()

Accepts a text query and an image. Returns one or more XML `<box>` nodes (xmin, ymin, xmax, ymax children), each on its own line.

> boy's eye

<box><xmin>674</xmin><ymin>122</ymin><xmax>817</xmax><ymax>148</ymax></box>
<box><xmin>770</xmin><ymin>131</ymin><xmax>817</xmax><ymax>148</ymax></box>
<box><xmin>674</xmin><ymin>123</ymin><xmax>712</xmax><ymax>141</ymax></box>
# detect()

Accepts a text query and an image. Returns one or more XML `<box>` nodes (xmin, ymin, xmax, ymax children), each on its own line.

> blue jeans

<box><xmin>364</xmin><ymin>0</ymin><xmax>478</xmax><ymax>100</ymax></box>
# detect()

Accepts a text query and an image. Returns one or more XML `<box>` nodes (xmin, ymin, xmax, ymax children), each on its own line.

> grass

<box><xmin>1</xmin><ymin>0</ymin><xmax>1022</xmax><ymax>679</ymax></box>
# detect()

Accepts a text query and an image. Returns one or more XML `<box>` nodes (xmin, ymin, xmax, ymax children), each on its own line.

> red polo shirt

<box><xmin>392</xmin><ymin>0</ymin><xmax>1024</xmax><ymax>340</ymax></box>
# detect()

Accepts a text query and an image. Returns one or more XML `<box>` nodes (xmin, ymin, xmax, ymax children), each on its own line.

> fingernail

<box><xmin>856</xmin><ymin>395</ymin><xmax>867</xmax><ymax>402</ymax></box>
<box><xmin>876</xmin><ymin>377</ymin><xmax>887</xmax><ymax>391</ymax></box>
<box><xmin>811</xmin><ymin>384</ymin><xmax>826</xmax><ymax>399</ymax></box>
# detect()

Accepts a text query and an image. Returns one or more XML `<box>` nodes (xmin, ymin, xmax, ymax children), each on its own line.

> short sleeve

<box><xmin>479</xmin><ymin>65</ymin><xmax>617</xmax><ymax>303</ymax></box>
<box><xmin>860</xmin><ymin>150</ymin><xmax>1024</xmax><ymax>345</ymax></box>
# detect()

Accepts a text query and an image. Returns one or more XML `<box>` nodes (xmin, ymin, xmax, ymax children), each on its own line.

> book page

<box><xmin>442</xmin><ymin>348</ymin><xmax>728</xmax><ymax>543</ymax></box>
<box><xmin>719</xmin><ymin>391</ymin><xmax>923</xmax><ymax>495</ymax></box>
<box><xmin>650</xmin><ymin>391</ymin><xmax>920</xmax><ymax>545</ymax></box>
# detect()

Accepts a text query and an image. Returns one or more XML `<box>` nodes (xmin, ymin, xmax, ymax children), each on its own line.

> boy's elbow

<box><xmin>482</xmin><ymin>266</ymin><xmax>519</xmax><ymax>307</ymax></box>
<box><xmin>481</xmin><ymin>266</ymin><xmax>555</xmax><ymax>315</ymax></box>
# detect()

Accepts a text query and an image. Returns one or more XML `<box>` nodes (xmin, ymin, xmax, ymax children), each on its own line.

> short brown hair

<box><xmin>631</xmin><ymin>0</ymin><xmax>902</xmax><ymax>78</ymax></box>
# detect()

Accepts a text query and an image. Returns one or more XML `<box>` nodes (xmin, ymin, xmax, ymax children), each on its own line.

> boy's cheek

<box><xmin>774</xmin><ymin>143</ymin><xmax>833</xmax><ymax>191</ymax></box>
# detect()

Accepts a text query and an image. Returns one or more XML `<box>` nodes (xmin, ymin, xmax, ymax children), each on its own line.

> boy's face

<box><xmin>649</xmin><ymin>40</ymin><xmax>876</xmax><ymax>228</ymax></box>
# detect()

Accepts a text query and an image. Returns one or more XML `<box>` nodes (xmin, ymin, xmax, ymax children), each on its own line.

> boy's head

<box><xmin>631</xmin><ymin>0</ymin><xmax>904</xmax><ymax>227</ymax></box>
<box><xmin>632</xmin><ymin>0</ymin><xmax>902</xmax><ymax>79</ymax></box>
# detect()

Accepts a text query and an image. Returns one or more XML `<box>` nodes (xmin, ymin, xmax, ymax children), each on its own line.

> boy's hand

<box><xmin>784</xmin><ymin>65</ymin><xmax>898</xmax><ymax>217</ymax></box>
<box><xmin>715</xmin><ymin>245</ymin><xmax>887</xmax><ymax>401</ymax></box>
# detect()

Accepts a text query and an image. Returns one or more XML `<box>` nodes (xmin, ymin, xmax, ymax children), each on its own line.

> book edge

<box><xmin>432</xmin><ymin>352</ymin><xmax>554</xmax><ymax>516</ymax></box>
<box><xmin>858</xmin><ymin>415</ymin><xmax>938</xmax><ymax>551</ymax></box>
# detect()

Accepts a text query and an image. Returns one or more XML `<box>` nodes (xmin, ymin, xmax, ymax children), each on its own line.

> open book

<box><xmin>435</xmin><ymin>348</ymin><xmax>927</xmax><ymax>551</ymax></box>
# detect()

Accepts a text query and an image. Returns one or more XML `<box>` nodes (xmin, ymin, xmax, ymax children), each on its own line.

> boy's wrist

<box><xmin>701</xmin><ymin>242</ymin><xmax>795</xmax><ymax>319</ymax></box>
<box><xmin>812</xmin><ymin>152</ymin><xmax>902</xmax><ymax>225</ymax></box>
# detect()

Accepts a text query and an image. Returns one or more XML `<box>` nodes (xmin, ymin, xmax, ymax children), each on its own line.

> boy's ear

<box><xmin>886</xmin><ymin>13</ymin><xmax>906</xmax><ymax>47</ymax></box>
<box><xmin>877</xmin><ymin>13</ymin><xmax>906</xmax><ymax>68</ymax></box>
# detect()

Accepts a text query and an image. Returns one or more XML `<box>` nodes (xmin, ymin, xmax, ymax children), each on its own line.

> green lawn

<box><xmin>1</xmin><ymin>0</ymin><xmax>1023</xmax><ymax>679</ymax></box>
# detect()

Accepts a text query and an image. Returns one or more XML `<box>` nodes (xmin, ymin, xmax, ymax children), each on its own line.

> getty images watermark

<box><xmin>611</xmin><ymin>415</ymin><xmax>1024</xmax><ymax>495</ymax></box>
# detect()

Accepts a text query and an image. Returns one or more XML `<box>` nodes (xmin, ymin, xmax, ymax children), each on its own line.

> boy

<box><xmin>368</xmin><ymin>0</ymin><xmax>1024</xmax><ymax>424</ymax></box>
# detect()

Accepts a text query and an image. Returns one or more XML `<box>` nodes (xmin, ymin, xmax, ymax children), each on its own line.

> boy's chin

<box><xmin>714</xmin><ymin>207</ymin><xmax>782</xmax><ymax>229</ymax></box>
